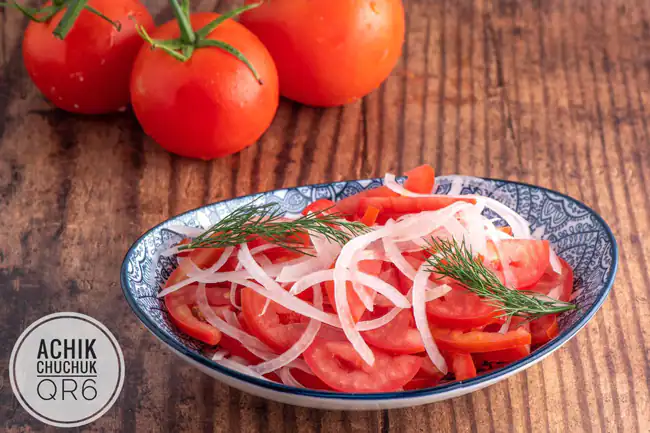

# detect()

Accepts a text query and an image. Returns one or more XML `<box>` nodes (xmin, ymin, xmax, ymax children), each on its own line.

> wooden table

<box><xmin>1</xmin><ymin>0</ymin><xmax>648</xmax><ymax>432</ymax></box>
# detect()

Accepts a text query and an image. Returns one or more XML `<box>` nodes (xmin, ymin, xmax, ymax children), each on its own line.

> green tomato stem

<box><xmin>194</xmin><ymin>1</ymin><xmax>263</xmax><ymax>39</ymax></box>
<box><xmin>85</xmin><ymin>5</ymin><xmax>121</xmax><ymax>31</ymax></box>
<box><xmin>195</xmin><ymin>39</ymin><xmax>262</xmax><ymax>84</ymax></box>
<box><xmin>53</xmin><ymin>0</ymin><xmax>88</xmax><ymax>39</ymax></box>
<box><xmin>170</xmin><ymin>0</ymin><xmax>196</xmax><ymax>45</ymax></box>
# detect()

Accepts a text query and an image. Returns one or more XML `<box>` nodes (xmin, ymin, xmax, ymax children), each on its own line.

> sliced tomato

<box><xmin>290</xmin><ymin>369</ymin><xmax>334</xmax><ymax>391</ymax></box>
<box><xmin>324</xmin><ymin>260</ymin><xmax>383</xmax><ymax>322</ymax></box>
<box><xmin>449</xmin><ymin>352</ymin><xmax>477</xmax><ymax>380</ymax></box>
<box><xmin>418</xmin><ymin>356</ymin><xmax>446</xmax><ymax>379</ymax></box>
<box><xmin>165</xmin><ymin>294</ymin><xmax>221</xmax><ymax>345</ymax></box>
<box><xmin>361</xmin><ymin>310</ymin><xmax>425</xmax><ymax>354</ymax></box>
<box><xmin>426</xmin><ymin>288</ymin><xmax>504</xmax><ymax>330</ymax></box>
<box><xmin>485</xmin><ymin>239</ymin><xmax>550</xmax><ymax>288</ymax></box>
<box><xmin>430</xmin><ymin>327</ymin><xmax>531</xmax><ymax>353</ymax></box>
<box><xmin>217</xmin><ymin>334</ymin><xmax>263</xmax><ymax>364</ymax></box>
<box><xmin>360</xmin><ymin>205</ymin><xmax>381</xmax><ymax>226</ymax></box>
<box><xmin>302</xmin><ymin>199</ymin><xmax>338</xmax><ymax>216</ymax></box>
<box><xmin>303</xmin><ymin>340</ymin><xmax>422</xmax><ymax>393</ymax></box>
<box><xmin>241</xmin><ymin>288</ymin><xmax>307</xmax><ymax>352</ymax></box>
<box><xmin>374</xmin><ymin>263</ymin><xmax>407</xmax><ymax>307</ymax></box>
<box><xmin>357</xmin><ymin>196</ymin><xmax>477</xmax><ymax>222</ymax></box>
<box><xmin>472</xmin><ymin>345</ymin><xmax>531</xmax><ymax>365</ymax></box>
<box><xmin>335</xmin><ymin>186</ymin><xmax>399</xmax><ymax>217</ymax></box>
<box><xmin>530</xmin><ymin>314</ymin><xmax>560</xmax><ymax>346</ymax></box>
<box><xmin>403</xmin><ymin>376</ymin><xmax>442</xmax><ymax>390</ymax></box>
<box><xmin>497</xmin><ymin>226</ymin><xmax>513</xmax><ymax>236</ymax></box>
<box><xmin>524</xmin><ymin>257</ymin><xmax>574</xmax><ymax>302</ymax></box>
<box><xmin>403</xmin><ymin>164</ymin><xmax>436</xmax><ymax>194</ymax></box>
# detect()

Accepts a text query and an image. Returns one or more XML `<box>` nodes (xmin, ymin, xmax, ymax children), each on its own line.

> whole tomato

<box><xmin>240</xmin><ymin>0</ymin><xmax>405</xmax><ymax>107</ymax></box>
<box><xmin>130</xmin><ymin>13</ymin><xmax>279</xmax><ymax>160</ymax></box>
<box><xmin>22</xmin><ymin>0</ymin><xmax>154</xmax><ymax>114</ymax></box>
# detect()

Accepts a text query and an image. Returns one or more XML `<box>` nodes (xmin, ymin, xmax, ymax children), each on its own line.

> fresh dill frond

<box><xmin>425</xmin><ymin>237</ymin><xmax>576</xmax><ymax>319</ymax></box>
<box><xmin>177</xmin><ymin>201</ymin><xmax>371</xmax><ymax>255</ymax></box>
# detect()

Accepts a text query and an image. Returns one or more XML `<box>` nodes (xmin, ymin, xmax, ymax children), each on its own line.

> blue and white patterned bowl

<box><xmin>120</xmin><ymin>175</ymin><xmax>618</xmax><ymax>410</ymax></box>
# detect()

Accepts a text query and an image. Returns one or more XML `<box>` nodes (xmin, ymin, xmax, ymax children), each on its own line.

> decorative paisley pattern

<box><xmin>121</xmin><ymin>176</ymin><xmax>617</xmax><ymax>368</ymax></box>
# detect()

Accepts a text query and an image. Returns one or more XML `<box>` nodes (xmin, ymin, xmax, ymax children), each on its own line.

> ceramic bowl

<box><xmin>120</xmin><ymin>175</ymin><xmax>618</xmax><ymax>410</ymax></box>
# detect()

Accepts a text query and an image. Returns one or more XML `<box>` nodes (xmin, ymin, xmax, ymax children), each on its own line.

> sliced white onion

<box><xmin>549</xmin><ymin>248</ymin><xmax>562</xmax><ymax>274</ymax></box>
<box><xmin>499</xmin><ymin>316</ymin><xmax>512</xmax><ymax>334</ymax></box>
<box><xmin>251</xmin><ymin>284</ymin><xmax>323</xmax><ymax>375</ymax></box>
<box><xmin>290</xmin><ymin>269</ymin><xmax>334</xmax><ymax>295</ymax></box>
<box><xmin>250</xmin><ymin>243</ymin><xmax>281</xmax><ymax>256</ymax></box>
<box><xmin>412</xmin><ymin>262</ymin><xmax>448</xmax><ymax>374</ymax></box>
<box><xmin>212</xmin><ymin>350</ymin><xmax>229</xmax><ymax>361</ymax></box>
<box><xmin>195</xmin><ymin>283</ymin><xmax>271</xmax><ymax>353</ymax></box>
<box><xmin>278</xmin><ymin>368</ymin><xmax>305</xmax><ymax>388</ymax></box>
<box><xmin>383</xmin><ymin>235</ymin><xmax>417</xmax><ymax>281</ymax></box>
<box><xmin>215</xmin><ymin>357</ymin><xmax>266</xmax><ymax>380</ymax></box>
<box><xmin>352</xmin><ymin>281</ymin><xmax>376</xmax><ymax>311</ymax></box>
<box><xmin>236</xmin><ymin>277</ymin><xmax>339</xmax><ymax>327</ymax></box>
<box><xmin>158</xmin><ymin>247</ymin><xmax>234</xmax><ymax>298</ymax></box>
<box><xmin>352</xmin><ymin>272</ymin><xmax>411</xmax><ymax>308</ymax></box>
<box><xmin>355</xmin><ymin>307</ymin><xmax>402</xmax><ymax>331</ymax></box>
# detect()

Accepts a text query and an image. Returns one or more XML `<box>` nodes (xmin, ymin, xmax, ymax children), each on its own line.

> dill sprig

<box><xmin>425</xmin><ymin>237</ymin><xmax>576</xmax><ymax>319</ymax></box>
<box><xmin>177</xmin><ymin>202</ymin><xmax>371</xmax><ymax>255</ymax></box>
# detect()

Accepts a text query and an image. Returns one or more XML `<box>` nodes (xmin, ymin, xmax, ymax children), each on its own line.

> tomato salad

<box><xmin>157</xmin><ymin>165</ymin><xmax>575</xmax><ymax>393</ymax></box>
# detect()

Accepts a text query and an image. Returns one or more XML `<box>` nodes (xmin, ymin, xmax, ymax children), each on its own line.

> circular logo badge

<box><xmin>9</xmin><ymin>312</ymin><xmax>125</xmax><ymax>428</ymax></box>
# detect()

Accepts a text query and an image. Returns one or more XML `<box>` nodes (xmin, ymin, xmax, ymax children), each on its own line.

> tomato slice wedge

<box><xmin>530</xmin><ymin>314</ymin><xmax>560</xmax><ymax>346</ymax></box>
<box><xmin>524</xmin><ymin>257</ymin><xmax>574</xmax><ymax>302</ymax></box>
<box><xmin>403</xmin><ymin>164</ymin><xmax>436</xmax><ymax>194</ymax></box>
<box><xmin>241</xmin><ymin>287</ymin><xmax>307</xmax><ymax>352</ymax></box>
<box><xmin>302</xmin><ymin>199</ymin><xmax>338</xmax><ymax>216</ymax></box>
<box><xmin>426</xmin><ymin>287</ymin><xmax>504</xmax><ymax>330</ymax></box>
<box><xmin>449</xmin><ymin>352</ymin><xmax>477</xmax><ymax>380</ymax></box>
<box><xmin>361</xmin><ymin>310</ymin><xmax>425</xmax><ymax>354</ymax></box>
<box><xmin>473</xmin><ymin>345</ymin><xmax>531</xmax><ymax>365</ymax></box>
<box><xmin>430</xmin><ymin>327</ymin><xmax>531</xmax><ymax>353</ymax></box>
<box><xmin>485</xmin><ymin>239</ymin><xmax>550</xmax><ymax>288</ymax></box>
<box><xmin>165</xmin><ymin>295</ymin><xmax>221</xmax><ymax>345</ymax></box>
<box><xmin>303</xmin><ymin>340</ymin><xmax>422</xmax><ymax>393</ymax></box>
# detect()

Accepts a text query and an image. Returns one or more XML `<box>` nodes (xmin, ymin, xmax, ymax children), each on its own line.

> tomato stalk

<box><xmin>135</xmin><ymin>0</ymin><xmax>265</xmax><ymax>84</ymax></box>
<box><xmin>1</xmin><ymin>0</ymin><xmax>122</xmax><ymax>38</ymax></box>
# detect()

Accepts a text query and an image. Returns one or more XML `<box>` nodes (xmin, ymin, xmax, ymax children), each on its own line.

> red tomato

<box><xmin>164</xmin><ymin>291</ymin><xmax>221</xmax><ymax>346</ymax></box>
<box><xmin>303</xmin><ymin>340</ymin><xmax>422</xmax><ymax>393</ymax></box>
<box><xmin>218</xmin><ymin>334</ymin><xmax>262</xmax><ymax>365</ymax></box>
<box><xmin>240</xmin><ymin>0</ymin><xmax>405</xmax><ymax>107</ymax></box>
<box><xmin>374</xmin><ymin>263</ymin><xmax>407</xmax><ymax>308</ymax></box>
<box><xmin>426</xmin><ymin>288</ymin><xmax>504</xmax><ymax>330</ymax></box>
<box><xmin>302</xmin><ymin>199</ymin><xmax>338</xmax><ymax>216</ymax></box>
<box><xmin>22</xmin><ymin>0</ymin><xmax>153</xmax><ymax>114</ymax></box>
<box><xmin>430</xmin><ymin>327</ymin><xmax>532</xmax><ymax>353</ymax></box>
<box><xmin>241</xmin><ymin>287</ymin><xmax>307</xmax><ymax>352</ymax></box>
<box><xmin>524</xmin><ymin>258</ymin><xmax>574</xmax><ymax>302</ymax></box>
<box><xmin>403</xmin><ymin>165</ymin><xmax>436</xmax><ymax>194</ymax></box>
<box><xmin>131</xmin><ymin>13</ymin><xmax>279</xmax><ymax>159</ymax></box>
<box><xmin>449</xmin><ymin>352</ymin><xmax>477</xmax><ymax>380</ymax></box>
<box><xmin>324</xmin><ymin>260</ymin><xmax>383</xmax><ymax>322</ymax></box>
<box><xmin>335</xmin><ymin>186</ymin><xmax>399</xmax><ymax>217</ymax></box>
<box><xmin>290</xmin><ymin>369</ymin><xmax>333</xmax><ymax>391</ymax></box>
<box><xmin>362</xmin><ymin>310</ymin><xmax>425</xmax><ymax>354</ymax></box>
<box><xmin>486</xmin><ymin>240</ymin><xmax>550</xmax><ymax>288</ymax></box>
<box><xmin>403</xmin><ymin>376</ymin><xmax>443</xmax><ymax>391</ymax></box>
<box><xmin>530</xmin><ymin>314</ymin><xmax>560</xmax><ymax>346</ymax></box>
<box><xmin>472</xmin><ymin>345</ymin><xmax>531</xmax><ymax>365</ymax></box>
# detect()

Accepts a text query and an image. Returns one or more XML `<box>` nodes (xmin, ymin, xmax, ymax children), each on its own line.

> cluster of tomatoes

<box><xmin>14</xmin><ymin>0</ymin><xmax>405</xmax><ymax>160</ymax></box>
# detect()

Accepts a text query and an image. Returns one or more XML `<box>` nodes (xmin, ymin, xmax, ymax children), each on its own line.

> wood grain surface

<box><xmin>1</xmin><ymin>0</ymin><xmax>649</xmax><ymax>432</ymax></box>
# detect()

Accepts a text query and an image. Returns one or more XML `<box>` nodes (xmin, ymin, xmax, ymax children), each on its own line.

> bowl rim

<box><xmin>120</xmin><ymin>175</ymin><xmax>618</xmax><ymax>401</ymax></box>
